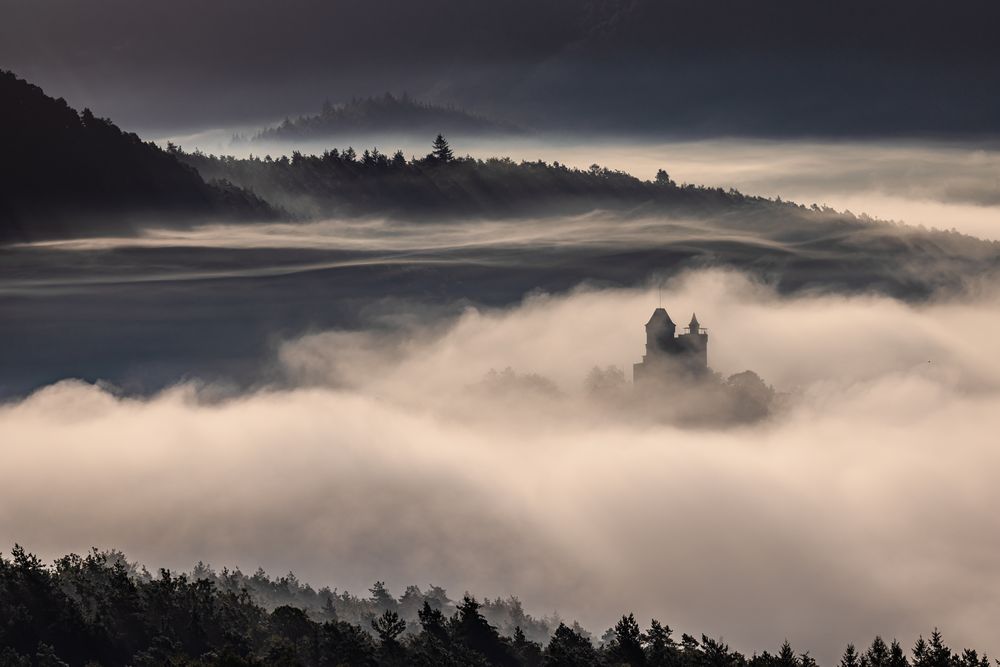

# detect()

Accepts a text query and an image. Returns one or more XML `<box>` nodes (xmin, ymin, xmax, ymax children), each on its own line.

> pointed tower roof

<box><xmin>689</xmin><ymin>313</ymin><xmax>700</xmax><ymax>328</ymax></box>
<box><xmin>646</xmin><ymin>307</ymin><xmax>675</xmax><ymax>327</ymax></box>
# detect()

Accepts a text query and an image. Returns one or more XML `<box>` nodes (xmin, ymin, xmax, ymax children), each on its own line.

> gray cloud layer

<box><xmin>3</xmin><ymin>270</ymin><xmax>1000</xmax><ymax>662</ymax></box>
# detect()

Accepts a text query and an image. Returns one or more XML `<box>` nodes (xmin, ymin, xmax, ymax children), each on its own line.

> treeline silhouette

<box><xmin>0</xmin><ymin>546</ymin><xmax>991</xmax><ymax>667</ymax></box>
<box><xmin>180</xmin><ymin>137</ymin><xmax>767</xmax><ymax>220</ymax></box>
<box><xmin>252</xmin><ymin>93</ymin><xmax>518</xmax><ymax>142</ymax></box>
<box><xmin>0</xmin><ymin>70</ymin><xmax>274</xmax><ymax>242</ymax></box>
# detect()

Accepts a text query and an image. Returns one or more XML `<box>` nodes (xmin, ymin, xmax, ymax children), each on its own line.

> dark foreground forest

<box><xmin>0</xmin><ymin>71</ymin><xmax>274</xmax><ymax>242</ymax></box>
<box><xmin>0</xmin><ymin>547</ymin><xmax>990</xmax><ymax>667</ymax></box>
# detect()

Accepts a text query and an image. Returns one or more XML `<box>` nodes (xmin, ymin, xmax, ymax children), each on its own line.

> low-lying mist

<box><xmin>3</xmin><ymin>270</ymin><xmax>1000</xmax><ymax>661</ymax></box>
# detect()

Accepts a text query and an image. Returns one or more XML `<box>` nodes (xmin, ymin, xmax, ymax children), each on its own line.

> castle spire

<box><xmin>688</xmin><ymin>313</ymin><xmax>700</xmax><ymax>334</ymax></box>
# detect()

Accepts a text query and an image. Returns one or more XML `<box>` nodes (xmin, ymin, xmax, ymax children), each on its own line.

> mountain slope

<box><xmin>0</xmin><ymin>70</ymin><xmax>274</xmax><ymax>242</ymax></box>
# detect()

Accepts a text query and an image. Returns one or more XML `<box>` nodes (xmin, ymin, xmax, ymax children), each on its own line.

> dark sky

<box><xmin>3</xmin><ymin>0</ymin><xmax>999</xmax><ymax>136</ymax></box>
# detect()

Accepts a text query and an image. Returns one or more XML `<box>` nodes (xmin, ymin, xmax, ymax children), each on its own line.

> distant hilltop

<box><xmin>250</xmin><ymin>93</ymin><xmax>522</xmax><ymax>143</ymax></box>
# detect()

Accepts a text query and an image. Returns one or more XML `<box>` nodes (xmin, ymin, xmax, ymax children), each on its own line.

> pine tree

<box><xmin>417</xmin><ymin>600</ymin><xmax>449</xmax><ymax>642</ymax></box>
<box><xmin>544</xmin><ymin>623</ymin><xmax>599</xmax><ymax>667</ymax></box>
<box><xmin>927</xmin><ymin>630</ymin><xmax>951</xmax><ymax>667</ymax></box>
<box><xmin>371</xmin><ymin>610</ymin><xmax>406</xmax><ymax>644</ymax></box>
<box><xmin>644</xmin><ymin>619</ymin><xmax>676</xmax><ymax>667</ymax></box>
<box><xmin>841</xmin><ymin>644</ymin><xmax>862</xmax><ymax>667</ymax></box>
<box><xmin>431</xmin><ymin>134</ymin><xmax>454</xmax><ymax>162</ymax></box>
<box><xmin>866</xmin><ymin>637</ymin><xmax>890</xmax><ymax>667</ymax></box>
<box><xmin>611</xmin><ymin>613</ymin><xmax>646</xmax><ymax>665</ymax></box>
<box><xmin>778</xmin><ymin>641</ymin><xmax>799</xmax><ymax>667</ymax></box>
<box><xmin>369</xmin><ymin>580</ymin><xmax>397</xmax><ymax>612</ymax></box>
<box><xmin>912</xmin><ymin>637</ymin><xmax>930</xmax><ymax>667</ymax></box>
<box><xmin>512</xmin><ymin>626</ymin><xmax>543</xmax><ymax>667</ymax></box>
<box><xmin>889</xmin><ymin>640</ymin><xmax>909</xmax><ymax>667</ymax></box>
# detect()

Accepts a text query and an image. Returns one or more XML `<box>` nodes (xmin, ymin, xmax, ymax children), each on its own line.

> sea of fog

<box><xmin>3</xmin><ymin>261</ymin><xmax>1000</xmax><ymax>661</ymax></box>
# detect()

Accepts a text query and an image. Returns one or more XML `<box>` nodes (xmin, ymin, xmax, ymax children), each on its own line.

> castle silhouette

<box><xmin>633</xmin><ymin>308</ymin><xmax>709</xmax><ymax>384</ymax></box>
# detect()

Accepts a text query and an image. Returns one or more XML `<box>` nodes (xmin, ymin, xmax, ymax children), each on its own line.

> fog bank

<box><xmin>2</xmin><ymin>271</ymin><xmax>999</xmax><ymax>661</ymax></box>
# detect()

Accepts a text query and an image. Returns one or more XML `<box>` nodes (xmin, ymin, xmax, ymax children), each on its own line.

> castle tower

<box><xmin>644</xmin><ymin>307</ymin><xmax>678</xmax><ymax>357</ymax></box>
<box><xmin>633</xmin><ymin>308</ymin><xmax>709</xmax><ymax>385</ymax></box>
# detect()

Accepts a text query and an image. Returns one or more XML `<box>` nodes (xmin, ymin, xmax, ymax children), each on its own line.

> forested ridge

<box><xmin>0</xmin><ymin>547</ymin><xmax>991</xmax><ymax>667</ymax></box>
<box><xmin>179</xmin><ymin>136</ymin><xmax>766</xmax><ymax>220</ymax></box>
<box><xmin>0</xmin><ymin>71</ymin><xmax>274</xmax><ymax>242</ymax></box>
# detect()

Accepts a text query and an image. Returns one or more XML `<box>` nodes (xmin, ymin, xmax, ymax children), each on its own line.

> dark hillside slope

<box><xmin>0</xmin><ymin>71</ymin><xmax>273</xmax><ymax>242</ymax></box>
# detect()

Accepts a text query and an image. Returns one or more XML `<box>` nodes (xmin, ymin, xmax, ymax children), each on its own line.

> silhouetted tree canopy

<box><xmin>0</xmin><ymin>545</ymin><xmax>990</xmax><ymax>667</ymax></box>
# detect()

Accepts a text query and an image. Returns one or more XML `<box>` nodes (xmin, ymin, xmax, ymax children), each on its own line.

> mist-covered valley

<box><xmin>3</xmin><ymin>8</ymin><xmax>1000</xmax><ymax>661</ymax></box>
<box><xmin>5</xmin><ymin>271</ymin><xmax>1000</xmax><ymax>663</ymax></box>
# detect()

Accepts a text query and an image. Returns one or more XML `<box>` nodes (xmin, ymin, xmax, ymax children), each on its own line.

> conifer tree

<box><xmin>841</xmin><ymin>644</ymin><xmax>862</xmax><ymax>667</ymax></box>
<box><xmin>778</xmin><ymin>641</ymin><xmax>799</xmax><ymax>667</ymax></box>
<box><xmin>371</xmin><ymin>609</ymin><xmax>407</xmax><ymax>643</ymax></box>
<box><xmin>644</xmin><ymin>619</ymin><xmax>676</xmax><ymax>667</ymax></box>
<box><xmin>544</xmin><ymin>623</ymin><xmax>599</xmax><ymax>667</ymax></box>
<box><xmin>866</xmin><ymin>636</ymin><xmax>890</xmax><ymax>667</ymax></box>
<box><xmin>912</xmin><ymin>637</ymin><xmax>930</xmax><ymax>667</ymax></box>
<box><xmin>512</xmin><ymin>626</ymin><xmax>543</xmax><ymax>667</ymax></box>
<box><xmin>889</xmin><ymin>640</ymin><xmax>909</xmax><ymax>667</ymax></box>
<box><xmin>927</xmin><ymin>630</ymin><xmax>951</xmax><ymax>667</ymax></box>
<box><xmin>431</xmin><ymin>134</ymin><xmax>454</xmax><ymax>162</ymax></box>
<box><xmin>611</xmin><ymin>613</ymin><xmax>646</xmax><ymax>665</ymax></box>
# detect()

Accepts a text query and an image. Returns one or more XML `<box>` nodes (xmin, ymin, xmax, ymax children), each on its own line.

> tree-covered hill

<box><xmin>181</xmin><ymin>143</ymin><xmax>715</xmax><ymax>220</ymax></box>
<box><xmin>0</xmin><ymin>71</ymin><xmax>274</xmax><ymax>243</ymax></box>
<box><xmin>0</xmin><ymin>546</ymin><xmax>991</xmax><ymax>667</ymax></box>
<box><xmin>179</xmin><ymin>141</ymin><xmax>1000</xmax><ymax>297</ymax></box>
<box><xmin>253</xmin><ymin>93</ymin><xmax>520</xmax><ymax>143</ymax></box>
<box><xmin>180</xmin><ymin>137</ymin><xmax>829</xmax><ymax>222</ymax></box>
